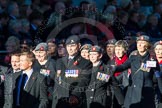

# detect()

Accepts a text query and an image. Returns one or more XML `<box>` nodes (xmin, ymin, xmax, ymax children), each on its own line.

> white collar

<box><xmin>23</xmin><ymin>68</ymin><xmax>33</xmax><ymax>79</ymax></box>
<box><xmin>68</xmin><ymin>56</ymin><xmax>74</xmax><ymax>59</ymax></box>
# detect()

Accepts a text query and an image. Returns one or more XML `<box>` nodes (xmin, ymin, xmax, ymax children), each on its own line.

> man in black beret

<box><xmin>52</xmin><ymin>35</ymin><xmax>92</xmax><ymax>108</ymax></box>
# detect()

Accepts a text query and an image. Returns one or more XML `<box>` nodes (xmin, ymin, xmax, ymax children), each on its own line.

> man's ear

<box><xmin>99</xmin><ymin>53</ymin><xmax>103</xmax><ymax>59</ymax></box>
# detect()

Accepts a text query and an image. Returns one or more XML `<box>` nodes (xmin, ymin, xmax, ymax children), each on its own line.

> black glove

<box><xmin>110</xmin><ymin>65</ymin><xmax>116</xmax><ymax>76</ymax></box>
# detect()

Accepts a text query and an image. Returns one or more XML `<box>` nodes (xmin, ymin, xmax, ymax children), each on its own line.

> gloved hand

<box><xmin>69</xmin><ymin>95</ymin><xmax>79</xmax><ymax>106</ymax></box>
<box><xmin>109</xmin><ymin>65</ymin><xmax>116</xmax><ymax>76</ymax></box>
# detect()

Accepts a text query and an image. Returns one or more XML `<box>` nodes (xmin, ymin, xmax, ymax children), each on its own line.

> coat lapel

<box><xmin>24</xmin><ymin>71</ymin><xmax>38</xmax><ymax>92</ymax></box>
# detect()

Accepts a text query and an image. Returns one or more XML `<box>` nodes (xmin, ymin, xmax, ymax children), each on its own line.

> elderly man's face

<box><xmin>66</xmin><ymin>44</ymin><xmax>80</xmax><ymax>56</ymax></box>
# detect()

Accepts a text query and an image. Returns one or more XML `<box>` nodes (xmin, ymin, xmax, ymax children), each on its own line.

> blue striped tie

<box><xmin>16</xmin><ymin>73</ymin><xmax>28</xmax><ymax>106</ymax></box>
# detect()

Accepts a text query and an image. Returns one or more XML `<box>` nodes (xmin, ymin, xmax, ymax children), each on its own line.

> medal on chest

<box><xmin>65</xmin><ymin>70</ymin><xmax>79</xmax><ymax>78</ymax></box>
<box><xmin>40</xmin><ymin>69</ymin><xmax>50</xmax><ymax>76</ymax></box>
<box><xmin>96</xmin><ymin>72</ymin><xmax>110</xmax><ymax>82</ymax></box>
<box><xmin>140</xmin><ymin>63</ymin><xmax>151</xmax><ymax>72</ymax></box>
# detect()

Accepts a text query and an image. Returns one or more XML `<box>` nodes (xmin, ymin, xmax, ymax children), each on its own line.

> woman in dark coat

<box><xmin>113</xmin><ymin>35</ymin><xmax>162</xmax><ymax>108</ymax></box>
<box><xmin>154</xmin><ymin>41</ymin><xmax>162</xmax><ymax>108</ymax></box>
<box><xmin>87</xmin><ymin>45</ymin><xmax>124</xmax><ymax>108</ymax></box>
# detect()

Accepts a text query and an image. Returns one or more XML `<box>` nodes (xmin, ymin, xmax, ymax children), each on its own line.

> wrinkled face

<box><xmin>66</xmin><ymin>44</ymin><xmax>80</xmax><ymax>56</ymax></box>
<box><xmin>48</xmin><ymin>42</ymin><xmax>57</xmax><ymax>54</ymax></box>
<box><xmin>106</xmin><ymin>44</ymin><xmax>115</xmax><ymax>56</ymax></box>
<box><xmin>11</xmin><ymin>55</ymin><xmax>20</xmax><ymax>70</ymax></box>
<box><xmin>115</xmin><ymin>46</ymin><xmax>126</xmax><ymax>58</ymax></box>
<box><xmin>154</xmin><ymin>45</ymin><xmax>162</xmax><ymax>58</ymax></box>
<box><xmin>20</xmin><ymin>55</ymin><xmax>32</xmax><ymax>71</ymax></box>
<box><xmin>137</xmin><ymin>40</ymin><xmax>148</xmax><ymax>53</ymax></box>
<box><xmin>89</xmin><ymin>52</ymin><xmax>101</xmax><ymax>63</ymax></box>
<box><xmin>81</xmin><ymin>49</ymin><xmax>89</xmax><ymax>60</ymax></box>
<box><xmin>35</xmin><ymin>51</ymin><xmax>47</xmax><ymax>62</ymax></box>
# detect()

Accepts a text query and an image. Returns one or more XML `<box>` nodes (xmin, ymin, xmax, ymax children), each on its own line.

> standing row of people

<box><xmin>0</xmin><ymin>35</ymin><xmax>162</xmax><ymax>108</ymax></box>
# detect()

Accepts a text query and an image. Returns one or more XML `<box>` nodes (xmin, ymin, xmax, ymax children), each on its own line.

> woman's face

<box><xmin>137</xmin><ymin>40</ymin><xmax>148</xmax><ymax>53</ymax></box>
<box><xmin>48</xmin><ymin>42</ymin><xmax>57</xmax><ymax>54</ymax></box>
<box><xmin>115</xmin><ymin>46</ymin><xmax>126</xmax><ymax>58</ymax></box>
<box><xmin>154</xmin><ymin>45</ymin><xmax>162</xmax><ymax>58</ymax></box>
<box><xmin>81</xmin><ymin>49</ymin><xmax>89</xmax><ymax>60</ymax></box>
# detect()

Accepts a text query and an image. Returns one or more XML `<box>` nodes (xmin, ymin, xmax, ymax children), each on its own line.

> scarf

<box><xmin>114</xmin><ymin>54</ymin><xmax>128</xmax><ymax>77</ymax></box>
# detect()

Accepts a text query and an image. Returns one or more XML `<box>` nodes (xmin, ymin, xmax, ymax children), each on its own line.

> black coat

<box><xmin>39</xmin><ymin>58</ymin><xmax>56</xmax><ymax>101</ymax></box>
<box><xmin>3</xmin><ymin>69</ymin><xmax>48</xmax><ymax>108</ymax></box>
<box><xmin>115</xmin><ymin>51</ymin><xmax>162</xmax><ymax>108</ymax></box>
<box><xmin>86</xmin><ymin>62</ymin><xmax>111</xmax><ymax>108</ymax></box>
<box><xmin>52</xmin><ymin>54</ymin><xmax>92</xmax><ymax>108</ymax></box>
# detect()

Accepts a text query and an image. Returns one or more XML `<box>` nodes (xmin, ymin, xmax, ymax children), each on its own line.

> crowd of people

<box><xmin>0</xmin><ymin>0</ymin><xmax>162</xmax><ymax>108</ymax></box>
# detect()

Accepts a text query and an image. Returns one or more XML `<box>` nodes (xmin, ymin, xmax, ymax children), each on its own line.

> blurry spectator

<box><xmin>46</xmin><ymin>38</ymin><xmax>58</xmax><ymax>60</ymax></box>
<box><xmin>5</xmin><ymin>36</ymin><xmax>20</xmax><ymax>53</ymax></box>
<box><xmin>20</xmin><ymin>39</ymin><xmax>33</xmax><ymax>52</ymax></box>
<box><xmin>103</xmin><ymin>5</ymin><xmax>117</xmax><ymax>15</ymax></box>
<box><xmin>54</xmin><ymin>1</ymin><xmax>66</xmax><ymax>15</ymax></box>
<box><xmin>140</xmin><ymin>0</ymin><xmax>155</xmax><ymax>16</ymax></box>
<box><xmin>143</xmin><ymin>14</ymin><xmax>162</xmax><ymax>39</ymax></box>
<box><xmin>138</xmin><ymin>12</ymin><xmax>147</xmax><ymax>29</ymax></box>
<box><xmin>4</xmin><ymin>36</ymin><xmax>20</xmax><ymax>66</ymax></box>
<box><xmin>132</xmin><ymin>0</ymin><xmax>141</xmax><ymax>11</ymax></box>
<box><xmin>20</xmin><ymin>18</ymin><xmax>32</xmax><ymax>40</ymax></box>
<box><xmin>0</xmin><ymin>12</ymin><xmax>9</xmax><ymax>42</ymax></box>
<box><xmin>28</xmin><ymin>10</ymin><xmax>43</xmax><ymax>42</ymax></box>
<box><xmin>8</xmin><ymin>19</ymin><xmax>22</xmax><ymax>40</ymax></box>
<box><xmin>106</xmin><ymin>0</ymin><xmax>118</xmax><ymax>7</ymax></box>
<box><xmin>19</xmin><ymin>4</ymin><xmax>33</xmax><ymax>18</ymax></box>
<box><xmin>57</xmin><ymin>39</ymin><xmax>67</xmax><ymax>57</ymax></box>
<box><xmin>126</xmin><ymin>10</ymin><xmax>141</xmax><ymax>33</ymax></box>
<box><xmin>154</xmin><ymin>3</ymin><xmax>162</xmax><ymax>19</ymax></box>
<box><xmin>0</xmin><ymin>0</ymin><xmax>9</xmax><ymax>11</ymax></box>
<box><xmin>99</xmin><ymin>12</ymin><xmax>115</xmax><ymax>40</ymax></box>
<box><xmin>80</xmin><ymin>44</ymin><xmax>92</xmax><ymax>60</ymax></box>
<box><xmin>112</xmin><ymin>10</ymin><xmax>128</xmax><ymax>40</ymax></box>
<box><xmin>7</xmin><ymin>1</ymin><xmax>20</xmax><ymax>20</ymax></box>
<box><xmin>120</xmin><ymin>0</ymin><xmax>133</xmax><ymax>12</ymax></box>
<box><xmin>70</xmin><ymin>23</ymin><xmax>85</xmax><ymax>35</ymax></box>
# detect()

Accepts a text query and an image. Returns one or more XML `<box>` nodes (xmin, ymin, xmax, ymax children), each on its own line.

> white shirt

<box><xmin>23</xmin><ymin>68</ymin><xmax>33</xmax><ymax>88</ymax></box>
<box><xmin>68</xmin><ymin>56</ymin><xmax>74</xmax><ymax>59</ymax></box>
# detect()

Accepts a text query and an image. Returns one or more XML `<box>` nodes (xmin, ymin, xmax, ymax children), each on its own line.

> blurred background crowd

<box><xmin>0</xmin><ymin>0</ymin><xmax>162</xmax><ymax>108</ymax></box>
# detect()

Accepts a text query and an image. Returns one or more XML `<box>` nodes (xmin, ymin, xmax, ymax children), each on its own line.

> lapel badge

<box><xmin>160</xmin><ymin>41</ymin><xmax>162</xmax><ymax>45</ymax></box>
<box><xmin>73</xmin><ymin>60</ymin><xmax>78</xmax><ymax>66</ymax></box>
<box><xmin>40</xmin><ymin>46</ymin><xmax>44</xmax><ymax>51</ymax></box>
<box><xmin>71</xmin><ymin>40</ymin><xmax>74</xmax><ymax>43</ymax></box>
<box><xmin>140</xmin><ymin>36</ymin><xmax>144</xmax><ymax>40</ymax></box>
<box><xmin>92</xmin><ymin>47</ymin><xmax>96</xmax><ymax>51</ymax></box>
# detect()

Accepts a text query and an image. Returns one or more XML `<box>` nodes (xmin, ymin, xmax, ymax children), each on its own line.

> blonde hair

<box><xmin>20</xmin><ymin>51</ymin><xmax>35</xmax><ymax>63</ymax></box>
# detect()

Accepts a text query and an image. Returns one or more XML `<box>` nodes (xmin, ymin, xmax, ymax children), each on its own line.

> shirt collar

<box><xmin>23</xmin><ymin>68</ymin><xmax>33</xmax><ymax>79</ymax></box>
<box><xmin>68</xmin><ymin>56</ymin><xmax>74</xmax><ymax>59</ymax></box>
